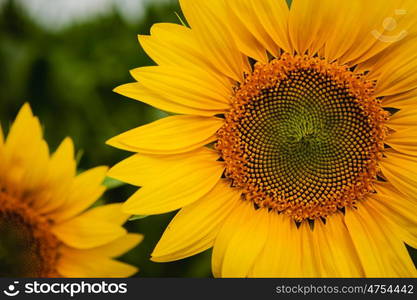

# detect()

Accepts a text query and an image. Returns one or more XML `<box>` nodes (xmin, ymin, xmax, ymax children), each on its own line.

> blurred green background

<box><xmin>0</xmin><ymin>0</ymin><xmax>416</xmax><ymax>277</ymax></box>
<box><xmin>0</xmin><ymin>0</ymin><xmax>211</xmax><ymax>277</ymax></box>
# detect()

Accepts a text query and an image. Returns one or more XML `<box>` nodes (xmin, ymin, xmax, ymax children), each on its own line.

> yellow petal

<box><xmin>373</xmin><ymin>182</ymin><xmax>417</xmax><ymax>226</ymax></box>
<box><xmin>74</xmin><ymin>233</ymin><xmax>143</xmax><ymax>258</ymax></box>
<box><xmin>373</xmin><ymin>37</ymin><xmax>417</xmax><ymax>97</ymax></box>
<box><xmin>212</xmin><ymin>201</ymin><xmax>269</xmax><ymax>278</ymax></box>
<box><xmin>388</xmin><ymin>107</ymin><xmax>417</xmax><ymax>131</ymax></box>
<box><xmin>349</xmin><ymin>1</ymin><xmax>417</xmax><ymax>67</ymax></box>
<box><xmin>106</xmin><ymin>115</ymin><xmax>223</xmax><ymax>154</ymax></box>
<box><xmin>33</xmin><ymin>137</ymin><xmax>76</xmax><ymax>214</ymax></box>
<box><xmin>81</xmin><ymin>203</ymin><xmax>131</xmax><ymax>226</ymax></box>
<box><xmin>5</xmin><ymin>103</ymin><xmax>40</xmax><ymax>152</ymax></box>
<box><xmin>298</xmin><ymin>222</ymin><xmax>325</xmax><ymax>277</ymax></box>
<box><xmin>0</xmin><ymin>122</ymin><xmax>4</xmax><ymax>144</ymax></box>
<box><xmin>219</xmin><ymin>3</ymin><xmax>267</xmax><ymax>63</ymax></box>
<box><xmin>151</xmin><ymin>180</ymin><xmax>241</xmax><ymax>262</ymax></box>
<box><xmin>323</xmin><ymin>0</ymin><xmax>363</xmax><ymax>62</ymax></box>
<box><xmin>5</xmin><ymin>103</ymin><xmax>50</xmax><ymax>191</ymax></box>
<box><xmin>52</xmin><ymin>205</ymin><xmax>127</xmax><ymax>249</ymax></box>
<box><xmin>139</xmin><ymin>23</ymin><xmax>233</xmax><ymax>86</ymax></box>
<box><xmin>49</xmin><ymin>166</ymin><xmax>108</xmax><ymax>222</ymax></box>
<box><xmin>49</xmin><ymin>137</ymin><xmax>76</xmax><ymax>181</ymax></box>
<box><xmin>309</xmin><ymin>214</ymin><xmax>364</xmax><ymax>277</ymax></box>
<box><xmin>371</xmin><ymin>182</ymin><xmax>417</xmax><ymax>248</ymax></box>
<box><xmin>386</xmin><ymin>128</ymin><xmax>417</xmax><ymax>156</ymax></box>
<box><xmin>114</xmin><ymin>82</ymin><xmax>224</xmax><ymax>116</ymax></box>
<box><xmin>226</xmin><ymin>0</ymin><xmax>281</xmax><ymax>57</ymax></box>
<box><xmin>180</xmin><ymin>0</ymin><xmax>249</xmax><ymax>81</ymax></box>
<box><xmin>382</xmin><ymin>90</ymin><xmax>417</xmax><ymax>109</ymax></box>
<box><xmin>288</xmin><ymin>0</ymin><xmax>334</xmax><ymax>55</ymax></box>
<box><xmin>345</xmin><ymin>201</ymin><xmax>417</xmax><ymax>277</ymax></box>
<box><xmin>0</xmin><ymin>124</ymin><xmax>4</xmax><ymax>165</ymax></box>
<box><xmin>139</xmin><ymin>23</ymin><xmax>207</xmax><ymax>68</ymax></box>
<box><xmin>0</xmin><ymin>126</ymin><xmax>6</xmax><ymax>181</ymax></box>
<box><xmin>250</xmin><ymin>212</ymin><xmax>364</xmax><ymax>277</ymax></box>
<box><xmin>130</xmin><ymin>66</ymin><xmax>231</xmax><ymax>111</ymax></box>
<box><xmin>248</xmin><ymin>213</ymin><xmax>296</xmax><ymax>277</ymax></box>
<box><xmin>379</xmin><ymin>150</ymin><xmax>417</xmax><ymax>200</ymax></box>
<box><xmin>108</xmin><ymin>148</ymin><xmax>217</xmax><ymax>187</ymax></box>
<box><xmin>340</xmin><ymin>7</ymin><xmax>385</xmax><ymax>63</ymax></box>
<box><xmin>249</xmin><ymin>0</ymin><xmax>291</xmax><ymax>53</ymax></box>
<box><xmin>58</xmin><ymin>248</ymin><xmax>137</xmax><ymax>278</ymax></box>
<box><xmin>109</xmin><ymin>153</ymin><xmax>180</xmax><ymax>187</ymax></box>
<box><xmin>122</xmin><ymin>149</ymin><xmax>224</xmax><ymax>215</ymax></box>
<box><xmin>254</xmin><ymin>220</ymin><xmax>322</xmax><ymax>277</ymax></box>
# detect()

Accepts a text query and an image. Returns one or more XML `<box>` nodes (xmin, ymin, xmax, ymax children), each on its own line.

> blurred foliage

<box><xmin>0</xmin><ymin>0</ymin><xmax>211</xmax><ymax>277</ymax></box>
<box><xmin>0</xmin><ymin>0</ymin><xmax>416</xmax><ymax>277</ymax></box>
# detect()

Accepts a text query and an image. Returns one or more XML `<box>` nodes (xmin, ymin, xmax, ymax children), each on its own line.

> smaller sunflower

<box><xmin>0</xmin><ymin>104</ymin><xmax>142</xmax><ymax>277</ymax></box>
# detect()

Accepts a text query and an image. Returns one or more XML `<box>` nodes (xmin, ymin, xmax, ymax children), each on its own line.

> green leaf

<box><xmin>129</xmin><ymin>215</ymin><xmax>149</xmax><ymax>221</ymax></box>
<box><xmin>174</xmin><ymin>11</ymin><xmax>187</xmax><ymax>27</ymax></box>
<box><xmin>75</xmin><ymin>149</ymin><xmax>84</xmax><ymax>165</ymax></box>
<box><xmin>103</xmin><ymin>177</ymin><xmax>125</xmax><ymax>190</ymax></box>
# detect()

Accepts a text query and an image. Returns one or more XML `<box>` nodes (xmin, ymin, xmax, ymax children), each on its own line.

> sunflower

<box><xmin>0</xmin><ymin>104</ymin><xmax>142</xmax><ymax>277</ymax></box>
<box><xmin>108</xmin><ymin>0</ymin><xmax>417</xmax><ymax>277</ymax></box>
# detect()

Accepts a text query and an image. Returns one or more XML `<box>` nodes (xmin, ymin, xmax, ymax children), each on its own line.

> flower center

<box><xmin>216</xmin><ymin>54</ymin><xmax>388</xmax><ymax>221</ymax></box>
<box><xmin>0</xmin><ymin>191</ymin><xmax>60</xmax><ymax>277</ymax></box>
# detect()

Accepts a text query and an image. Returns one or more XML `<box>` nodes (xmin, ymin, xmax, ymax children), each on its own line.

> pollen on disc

<box><xmin>216</xmin><ymin>54</ymin><xmax>388</xmax><ymax>221</ymax></box>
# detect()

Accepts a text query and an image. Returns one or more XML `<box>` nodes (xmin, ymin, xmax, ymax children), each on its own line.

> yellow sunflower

<box><xmin>108</xmin><ymin>0</ymin><xmax>417</xmax><ymax>277</ymax></box>
<box><xmin>0</xmin><ymin>104</ymin><xmax>142</xmax><ymax>277</ymax></box>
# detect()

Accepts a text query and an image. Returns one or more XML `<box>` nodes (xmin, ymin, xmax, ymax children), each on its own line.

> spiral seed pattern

<box><xmin>216</xmin><ymin>55</ymin><xmax>387</xmax><ymax>221</ymax></box>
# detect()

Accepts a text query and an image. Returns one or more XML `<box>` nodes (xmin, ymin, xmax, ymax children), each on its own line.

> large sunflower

<box><xmin>0</xmin><ymin>104</ymin><xmax>141</xmax><ymax>277</ymax></box>
<box><xmin>108</xmin><ymin>0</ymin><xmax>417</xmax><ymax>277</ymax></box>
